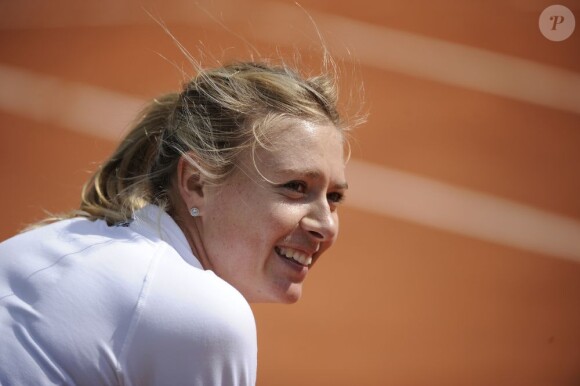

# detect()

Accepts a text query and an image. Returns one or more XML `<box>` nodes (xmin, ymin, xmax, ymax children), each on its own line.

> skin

<box><xmin>172</xmin><ymin>118</ymin><xmax>347</xmax><ymax>303</ymax></box>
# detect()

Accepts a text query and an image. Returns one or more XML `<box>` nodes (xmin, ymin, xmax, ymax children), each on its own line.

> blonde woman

<box><xmin>0</xmin><ymin>61</ymin><xmax>351</xmax><ymax>385</ymax></box>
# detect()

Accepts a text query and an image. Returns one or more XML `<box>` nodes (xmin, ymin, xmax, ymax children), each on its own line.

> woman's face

<box><xmin>195</xmin><ymin>118</ymin><xmax>347</xmax><ymax>303</ymax></box>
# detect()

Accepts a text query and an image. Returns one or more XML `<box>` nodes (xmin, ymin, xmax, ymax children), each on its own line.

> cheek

<box><xmin>206</xmin><ymin>185</ymin><xmax>304</xmax><ymax>255</ymax></box>
<box><xmin>253</xmin><ymin>204</ymin><xmax>298</xmax><ymax>242</ymax></box>
<box><xmin>269</xmin><ymin>202</ymin><xmax>304</xmax><ymax>228</ymax></box>
<box><xmin>241</xmin><ymin>203</ymin><xmax>304</xmax><ymax>253</ymax></box>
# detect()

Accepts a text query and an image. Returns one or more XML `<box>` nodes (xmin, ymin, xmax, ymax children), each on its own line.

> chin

<box><xmin>280</xmin><ymin>291</ymin><xmax>301</xmax><ymax>304</ymax></box>
<box><xmin>278</xmin><ymin>284</ymin><xmax>303</xmax><ymax>304</ymax></box>
<box><xmin>249</xmin><ymin>285</ymin><xmax>303</xmax><ymax>304</ymax></box>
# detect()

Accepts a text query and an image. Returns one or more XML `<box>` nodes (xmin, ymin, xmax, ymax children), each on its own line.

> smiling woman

<box><xmin>0</xmin><ymin>60</ymin><xmax>353</xmax><ymax>385</ymax></box>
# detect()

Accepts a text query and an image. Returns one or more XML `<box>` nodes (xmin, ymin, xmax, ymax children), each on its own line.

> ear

<box><xmin>176</xmin><ymin>153</ymin><xmax>206</xmax><ymax>212</ymax></box>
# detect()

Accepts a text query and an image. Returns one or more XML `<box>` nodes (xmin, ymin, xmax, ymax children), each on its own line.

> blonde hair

<box><xmin>59</xmin><ymin>60</ymin><xmax>347</xmax><ymax>225</ymax></box>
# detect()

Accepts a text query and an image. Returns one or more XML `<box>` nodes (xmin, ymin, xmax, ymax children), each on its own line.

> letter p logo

<box><xmin>539</xmin><ymin>5</ymin><xmax>575</xmax><ymax>41</ymax></box>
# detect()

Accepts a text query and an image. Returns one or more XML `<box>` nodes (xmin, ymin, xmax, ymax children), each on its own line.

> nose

<box><xmin>299</xmin><ymin>199</ymin><xmax>339</xmax><ymax>242</ymax></box>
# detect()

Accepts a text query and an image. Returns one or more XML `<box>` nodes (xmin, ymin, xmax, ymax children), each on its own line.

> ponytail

<box><xmin>79</xmin><ymin>93</ymin><xmax>180</xmax><ymax>225</ymax></box>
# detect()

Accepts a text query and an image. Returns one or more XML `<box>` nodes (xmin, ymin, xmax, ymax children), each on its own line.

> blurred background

<box><xmin>1</xmin><ymin>0</ymin><xmax>579</xmax><ymax>385</ymax></box>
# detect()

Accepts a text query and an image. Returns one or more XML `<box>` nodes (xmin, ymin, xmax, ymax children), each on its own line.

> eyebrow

<box><xmin>279</xmin><ymin>168</ymin><xmax>349</xmax><ymax>190</ymax></box>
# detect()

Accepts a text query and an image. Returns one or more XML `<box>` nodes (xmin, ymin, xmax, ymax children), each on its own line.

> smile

<box><xmin>275</xmin><ymin>246</ymin><xmax>313</xmax><ymax>266</ymax></box>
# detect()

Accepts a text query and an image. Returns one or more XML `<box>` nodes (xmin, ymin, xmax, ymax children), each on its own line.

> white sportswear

<box><xmin>0</xmin><ymin>205</ymin><xmax>257</xmax><ymax>386</ymax></box>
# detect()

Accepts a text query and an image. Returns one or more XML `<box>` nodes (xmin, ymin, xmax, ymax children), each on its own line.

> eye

<box><xmin>283</xmin><ymin>181</ymin><xmax>307</xmax><ymax>194</ymax></box>
<box><xmin>327</xmin><ymin>191</ymin><xmax>345</xmax><ymax>204</ymax></box>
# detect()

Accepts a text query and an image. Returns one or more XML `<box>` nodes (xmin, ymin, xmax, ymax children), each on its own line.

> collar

<box><xmin>130</xmin><ymin>204</ymin><xmax>203</xmax><ymax>270</ymax></box>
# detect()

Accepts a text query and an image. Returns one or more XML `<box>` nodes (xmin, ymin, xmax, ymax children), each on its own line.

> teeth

<box><xmin>277</xmin><ymin>247</ymin><xmax>312</xmax><ymax>266</ymax></box>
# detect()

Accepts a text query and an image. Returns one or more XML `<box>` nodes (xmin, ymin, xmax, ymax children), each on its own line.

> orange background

<box><xmin>1</xmin><ymin>1</ymin><xmax>579</xmax><ymax>385</ymax></box>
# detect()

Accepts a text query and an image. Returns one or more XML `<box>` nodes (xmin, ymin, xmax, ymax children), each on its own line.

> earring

<box><xmin>189</xmin><ymin>207</ymin><xmax>200</xmax><ymax>217</ymax></box>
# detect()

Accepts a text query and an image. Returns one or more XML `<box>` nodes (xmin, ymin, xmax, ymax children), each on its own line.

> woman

<box><xmin>0</xmin><ymin>61</ymin><xmax>350</xmax><ymax>385</ymax></box>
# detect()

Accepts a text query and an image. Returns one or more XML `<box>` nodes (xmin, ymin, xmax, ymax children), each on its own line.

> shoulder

<box><xmin>119</xmin><ymin>249</ymin><xmax>257</xmax><ymax>385</ymax></box>
<box><xmin>134</xmin><ymin>250</ymin><xmax>256</xmax><ymax>342</ymax></box>
<box><xmin>0</xmin><ymin>218</ymin><xmax>154</xmax><ymax>298</ymax></box>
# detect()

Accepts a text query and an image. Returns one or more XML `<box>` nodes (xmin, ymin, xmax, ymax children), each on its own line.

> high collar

<box><xmin>130</xmin><ymin>204</ymin><xmax>203</xmax><ymax>270</ymax></box>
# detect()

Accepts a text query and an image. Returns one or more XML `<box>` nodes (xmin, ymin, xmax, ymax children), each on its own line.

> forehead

<box><xmin>270</xmin><ymin>118</ymin><xmax>342</xmax><ymax>147</ymax></box>
<box><xmin>251</xmin><ymin>118</ymin><xmax>346</xmax><ymax>180</ymax></box>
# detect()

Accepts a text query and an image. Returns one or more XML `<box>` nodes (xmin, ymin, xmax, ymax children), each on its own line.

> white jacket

<box><xmin>0</xmin><ymin>205</ymin><xmax>257</xmax><ymax>386</ymax></box>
